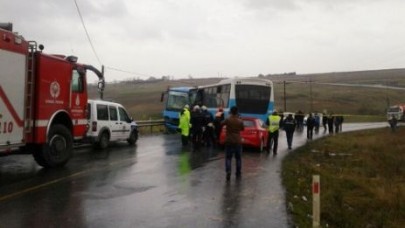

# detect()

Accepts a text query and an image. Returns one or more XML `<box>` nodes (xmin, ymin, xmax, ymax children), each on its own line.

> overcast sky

<box><xmin>2</xmin><ymin>0</ymin><xmax>405</xmax><ymax>81</ymax></box>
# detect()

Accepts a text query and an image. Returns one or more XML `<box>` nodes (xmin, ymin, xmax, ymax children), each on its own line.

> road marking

<box><xmin>0</xmin><ymin>157</ymin><xmax>137</xmax><ymax>202</ymax></box>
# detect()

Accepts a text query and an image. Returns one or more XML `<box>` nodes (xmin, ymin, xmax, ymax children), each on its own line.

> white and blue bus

<box><xmin>161</xmin><ymin>78</ymin><xmax>274</xmax><ymax>132</ymax></box>
<box><xmin>194</xmin><ymin>78</ymin><xmax>274</xmax><ymax>121</ymax></box>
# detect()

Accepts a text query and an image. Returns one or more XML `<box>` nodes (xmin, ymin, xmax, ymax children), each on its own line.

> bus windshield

<box><xmin>235</xmin><ymin>84</ymin><xmax>271</xmax><ymax>114</ymax></box>
<box><xmin>166</xmin><ymin>91</ymin><xmax>189</xmax><ymax>111</ymax></box>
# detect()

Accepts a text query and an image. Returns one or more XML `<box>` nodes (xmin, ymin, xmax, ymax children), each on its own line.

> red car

<box><xmin>219</xmin><ymin>117</ymin><xmax>268</xmax><ymax>152</ymax></box>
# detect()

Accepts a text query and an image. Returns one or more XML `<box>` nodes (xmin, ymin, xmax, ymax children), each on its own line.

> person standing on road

<box><xmin>327</xmin><ymin>114</ymin><xmax>334</xmax><ymax>134</ymax></box>
<box><xmin>201</xmin><ymin>105</ymin><xmax>215</xmax><ymax>147</ymax></box>
<box><xmin>314</xmin><ymin>113</ymin><xmax>320</xmax><ymax>134</ymax></box>
<box><xmin>178</xmin><ymin>105</ymin><xmax>191</xmax><ymax>146</ymax></box>
<box><xmin>295</xmin><ymin>110</ymin><xmax>304</xmax><ymax>132</ymax></box>
<box><xmin>388</xmin><ymin>115</ymin><xmax>398</xmax><ymax>132</ymax></box>
<box><xmin>214</xmin><ymin>107</ymin><xmax>225</xmax><ymax>145</ymax></box>
<box><xmin>322</xmin><ymin>113</ymin><xmax>328</xmax><ymax>133</ymax></box>
<box><xmin>334</xmin><ymin>115</ymin><xmax>342</xmax><ymax>133</ymax></box>
<box><xmin>283</xmin><ymin>114</ymin><xmax>296</xmax><ymax>150</ymax></box>
<box><xmin>306</xmin><ymin>113</ymin><xmax>315</xmax><ymax>140</ymax></box>
<box><xmin>190</xmin><ymin>105</ymin><xmax>204</xmax><ymax>151</ymax></box>
<box><xmin>266</xmin><ymin>111</ymin><xmax>281</xmax><ymax>155</ymax></box>
<box><xmin>222</xmin><ymin>106</ymin><xmax>244</xmax><ymax>181</ymax></box>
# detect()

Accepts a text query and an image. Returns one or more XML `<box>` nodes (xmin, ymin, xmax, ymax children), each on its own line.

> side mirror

<box><xmin>160</xmin><ymin>92</ymin><xmax>165</xmax><ymax>102</ymax></box>
<box><xmin>98</xmin><ymin>81</ymin><xmax>105</xmax><ymax>90</ymax></box>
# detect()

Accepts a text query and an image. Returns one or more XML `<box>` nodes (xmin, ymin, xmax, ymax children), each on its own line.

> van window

<box><xmin>97</xmin><ymin>104</ymin><xmax>108</xmax><ymax>120</ymax></box>
<box><xmin>109</xmin><ymin>106</ymin><xmax>118</xmax><ymax>121</ymax></box>
<box><xmin>118</xmin><ymin>107</ymin><xmax>131</xmax><ymax>123</ymax></box>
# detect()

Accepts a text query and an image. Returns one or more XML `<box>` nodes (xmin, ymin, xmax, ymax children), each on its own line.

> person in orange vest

<box><xmin>266</xmin><ymin>111</ymin><xmax>281</xmax><ymax>155</ymax></box>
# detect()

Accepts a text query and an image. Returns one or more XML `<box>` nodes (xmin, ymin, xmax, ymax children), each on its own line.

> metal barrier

<box><xmin>136</xmin><ymin>119</ymin><xmax>165</xmax><ymax>134</ymax></box>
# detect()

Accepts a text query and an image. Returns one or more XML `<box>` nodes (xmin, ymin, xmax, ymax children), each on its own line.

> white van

<box><xmin>86</xmin><ymin>99</ymin><xmax>138</xmax><ymax>149</ymax></box>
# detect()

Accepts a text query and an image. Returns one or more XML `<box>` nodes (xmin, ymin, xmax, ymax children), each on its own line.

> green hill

<box><xmin>88</xmin><ymin>68</ymin><xmax>405</xmax><ymax>121</ymax></box>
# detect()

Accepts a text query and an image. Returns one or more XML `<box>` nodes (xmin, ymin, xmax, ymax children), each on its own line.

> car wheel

<box><xmin>98</xmin><ymin>131</ymin><xmax>109</xmax><ymax>149</ymax></box>
<box><xmin>127</xmin><ymin>130</ymin><xmax>138</xmax><ymax>145</ymax></box>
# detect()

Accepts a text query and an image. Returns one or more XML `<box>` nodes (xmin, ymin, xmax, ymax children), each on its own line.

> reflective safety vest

<box><xmin>183</xmin><ymin>108</ymin><xmax>190</xmax><ymax>123</ymax></box>
<box><xmin>179</xmin><ymin>111</ymin><xmax>190</xmax><ymax>136</ymax></box>
<box><xmin>268</xmin><ymin>115</ymin><xmax>281</xmax><ymax>133</ymax></box>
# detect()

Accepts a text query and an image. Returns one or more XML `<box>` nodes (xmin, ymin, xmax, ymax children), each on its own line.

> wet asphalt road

<box><xmin>0</xmin><ymin>123</ymin><xmax>388</xmax><ymax>228</ymax></box>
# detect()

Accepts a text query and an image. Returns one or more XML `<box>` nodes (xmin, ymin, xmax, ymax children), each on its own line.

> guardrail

<box><xmin>136</xmin><ymin>119</ymin><xmax>166</xmax><ymax>134</ymax></box>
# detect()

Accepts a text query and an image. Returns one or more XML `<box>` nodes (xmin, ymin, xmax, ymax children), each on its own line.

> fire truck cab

<box><xmin>0</xmin><ymin>23</ymin><xmax>105</xmax><ymax>167</ymax></box>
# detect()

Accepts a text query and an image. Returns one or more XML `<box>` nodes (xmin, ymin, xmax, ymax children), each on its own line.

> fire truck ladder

<box><xmin>25</xmin><ymin>41</ymin><xmax>37</xmax><ymax>133</ymax></box>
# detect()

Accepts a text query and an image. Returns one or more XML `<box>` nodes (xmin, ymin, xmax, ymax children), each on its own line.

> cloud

<box><xmin>242</xmin><ymin>0</ymin><xmax>298</xmax><ymax>11</ymax></box>
<box><xmin>1</xmin><ymin>0</ymin><xmax>405</xmax><ymax>81</ymax></box>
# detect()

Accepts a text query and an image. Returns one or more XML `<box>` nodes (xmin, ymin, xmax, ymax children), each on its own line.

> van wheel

<box><xmin>33</xmin><ymin>124</ymin><xmax>73</xmax><ymax>168</ymax></box>
<box><xmin>127</xmin><ymin>130</ymin><xmax>138</xmax><ymax>145</ymax></box>
<box><xmin>98</xmin><ymin>131</ymin><xmax>110</xmax><ymax>149</ymax></box>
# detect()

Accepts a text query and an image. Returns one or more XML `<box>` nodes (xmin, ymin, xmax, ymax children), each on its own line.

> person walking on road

<box><xmin>266</xmin><ymin>111</ymin><xmax>281</xmax><ymax>155</ymax></box>
<box><xmin>178</xmin><ymin>105</ymin><xmax>191</xmax><ymax>146</ymax></box>
<box><xmin>283</xmin><ymin>114</ymin><xmax>296</xmax><ymax>150</ymax></box>
<box><xmin>222</xmin><ymin>106</ymin><xmax>244</xmax><ymax>181</ymax></box>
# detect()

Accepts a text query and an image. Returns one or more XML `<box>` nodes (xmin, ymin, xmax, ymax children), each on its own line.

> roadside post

<box><xmin>312</xmin><ymin>175</ymin><xmax>320</xmax><ymax>227</ymax></box>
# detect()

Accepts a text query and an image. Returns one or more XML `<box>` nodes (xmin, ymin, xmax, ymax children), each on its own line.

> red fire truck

<box><xmin>0</xmin><ymin>23</ymin><xmax>105</xmax><ymax>167</ymax></box>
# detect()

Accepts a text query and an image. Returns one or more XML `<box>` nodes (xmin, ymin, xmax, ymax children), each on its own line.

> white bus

<box><xmin>194</xmin><ymin>78</ymin><xmax>274</xmax><ymax>121</ymax></box>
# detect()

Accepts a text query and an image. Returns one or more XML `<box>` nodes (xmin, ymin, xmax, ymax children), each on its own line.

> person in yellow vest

<box><xmin>178</xmin><ymin>104</ymin><xmax>191</xmax><ymax>146</ymax></box>
<box><xmin>266</xmin><ymin>111</ymin><xmax>281</xmax><ymax>155</ymax></box>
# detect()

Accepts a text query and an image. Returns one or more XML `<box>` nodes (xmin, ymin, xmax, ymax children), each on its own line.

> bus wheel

<box><xmin>33</xmin><ymin>124</ymin><xmax>73</xmax><ymax>168</ymax></box>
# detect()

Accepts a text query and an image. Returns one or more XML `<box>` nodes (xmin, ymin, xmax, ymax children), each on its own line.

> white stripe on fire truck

<box><xmin>35</xmin><ymin>120</ymin><xmax>49</xmax><ymax>127</ymax></box>
<box><xmin>73</xmin><ymin>119</ymin><xmax>88</xmax><ymax>125</ymax></box>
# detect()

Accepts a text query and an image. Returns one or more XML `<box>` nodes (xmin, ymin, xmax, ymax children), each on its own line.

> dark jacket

<box><xmin>283</xmin><ymin>116</ymin><xmax>296</xmax><ymax>133</ymax></box>
<box><xmin>306</xmin><ymin>116</ymin><xmax>316</xmax><ymax>129</ymax></box>
<box><xmin>222</xmin><ymin>114</ymin><xmax>244</xmax><ymax>145</ymax></box>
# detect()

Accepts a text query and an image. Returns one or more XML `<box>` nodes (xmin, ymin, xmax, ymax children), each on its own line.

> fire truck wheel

<box><xmin>98</xmin><ymin>131</ymin><xmax>110</xmax><ymax>149</ymax></box>
<box><xmin>34</xmin><ymin>124</ymin><xmax>73</xmax><ymax>168</ymax></box>
<box><xmin>127</xmin><ymin>130</ymin><xmax>138</xmax><ymax>145</ymax></box>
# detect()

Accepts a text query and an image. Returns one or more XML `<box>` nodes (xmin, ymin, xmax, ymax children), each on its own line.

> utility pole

<box><xmin>309</xmin><ymin>78</ymin><xmax>313</xmax><ymax>112</ymax></box>
<box><xmin>283</xmin><ymin>81</ymin><xmax>287</xmax><ymax>112</ymax></box>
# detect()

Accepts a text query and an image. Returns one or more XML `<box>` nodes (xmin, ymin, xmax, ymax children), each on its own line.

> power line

<box><xmin>73</xmin><ymin>0</ymin><xmax>158</xmax><ymax>79</ymax></box>
<box><xmin>105</xmin><ymin>66</ymin><xmax>157</xmax><ymax>78</ymax></box>
<box><xmin>73</xmin><ymin>0</ymin><xmax>102</xmax><ymax>65</ymax></box>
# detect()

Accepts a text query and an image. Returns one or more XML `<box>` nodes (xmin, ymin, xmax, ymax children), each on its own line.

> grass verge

<box><xmin>282</xmin><ymin>127</ymin><xmax>405</xmax><ymax>228</ymax></box>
